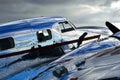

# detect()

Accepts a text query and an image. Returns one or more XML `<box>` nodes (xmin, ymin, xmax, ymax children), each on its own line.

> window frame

<box><xmin>36</xmin><ymin>29</ymin><xmax>52</xmax><ymax>42</ymax></box>
<box><xmin>58</xmin><ymin>21</ymin><xmax>75</xmax><ymax>33</ymax></box>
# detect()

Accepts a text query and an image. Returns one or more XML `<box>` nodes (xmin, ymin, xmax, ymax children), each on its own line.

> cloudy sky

<box><xmin>0</xmin><ymin>0</ymin><xmax>120</xmax><ymax>26</ymax></box>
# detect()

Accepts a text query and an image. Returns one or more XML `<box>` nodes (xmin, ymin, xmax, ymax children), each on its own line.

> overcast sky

<box><xmin>0</xmin><ymin>0</ymin><xmax>120</xmax><ymax>26</ymax></box>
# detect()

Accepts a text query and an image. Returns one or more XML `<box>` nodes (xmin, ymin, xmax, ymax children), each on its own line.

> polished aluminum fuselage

<box><xmin>0</xmin><ymin>16</ymin><xmax>101</xmax><ymax>55</ymax></box>
<box><xmin>0</xmin><ymin>16</ymin><xmax>66</xmax><ymax>54</ymax></box>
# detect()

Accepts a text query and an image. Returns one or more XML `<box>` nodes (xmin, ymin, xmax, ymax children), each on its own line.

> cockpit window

<box><xmin>59</xmin><ymin>21</ymin><xmax>75</xmax><ymax>33</ymax></box>
<box><xmin>36</xmin><ymin>29</ymin><xmax>52</xmax><ymax>42</ymax></box>
<box><xmin>0</xmin><ymin>37</ymin><xmax>15</xmax><ymax>51</ymax></box>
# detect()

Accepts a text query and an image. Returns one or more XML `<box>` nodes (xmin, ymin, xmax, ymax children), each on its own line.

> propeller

<box><xmin>105</xmin><ymin>21</ymin><xmax>120</xmax><ymax>34</ymax></box>
<box><xmin>77</xmin><ymin>32</ymin><xmax>88</xmax><ymax>48</ymax></box>
<box><xmin>106</xmin><ymin>21</ymin><xmax>120</xmax><ymax>40</ymax></box>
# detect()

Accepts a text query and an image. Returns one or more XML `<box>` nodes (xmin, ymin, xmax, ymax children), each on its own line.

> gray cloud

<box><xmin>24</xmin><ymin>0</ymin><xmax>114</xmax><ymax>6</ymax></box>
<box><xmin>25</xmin><ymin>0</ymin><xmax>73</xmax><ymax>5</ymax></box>
<box><xmin>0</xmin><ymin>0</ymin><xmax>120</xmax><ymax>27</ymax></box>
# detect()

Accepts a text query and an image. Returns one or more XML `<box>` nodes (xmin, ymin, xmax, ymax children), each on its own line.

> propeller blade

<box><xmin>77</xmin><ymin>32</ymin><xmax>88</xmax><ymax>48</ymax></box>
<box><xmin>105</xmin><ymin>21</ymin><xmax>120</xmax><ymax>34</ymax></box>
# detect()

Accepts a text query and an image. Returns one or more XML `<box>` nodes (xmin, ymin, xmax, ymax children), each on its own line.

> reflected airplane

<box><xmin>0</xmin><ymin>16</ymin><xmax>100</xmax><ymax>59</ymax></box>
<box><xmin>29</xmin><ymin>22</ymin><xmax>120</xmax><ymax>80</ymax></box>
<box><xmin>0</xmin><ymin>16</ymin><xmax>102</xmax><ymax>79</ymax></box>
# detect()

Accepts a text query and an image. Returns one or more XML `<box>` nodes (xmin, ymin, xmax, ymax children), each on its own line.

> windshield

<box><xmin>59</xmin><ymin>21</ymin><xmax>75</xmax><ymax>33</ymax></box>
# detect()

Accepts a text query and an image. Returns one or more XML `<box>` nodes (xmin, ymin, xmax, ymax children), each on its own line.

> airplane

<box><xmin>0</xmin><ymin>16</ymin><xmax>101</xmax><ymax>59</ymax></box>
<box><xmin>18</xmin><ymin>21</ymin><xmax>120</xmax><ymax>80</ymax></box>
<box><xmin>0</xmin><ymin>16</ymin><xmax>103</xmax><ymax>79</ymax></box>
<box><xmin>0</xmin><ymin>21</ymin><xmax>119</xmax><ymax>80</ymax></box>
